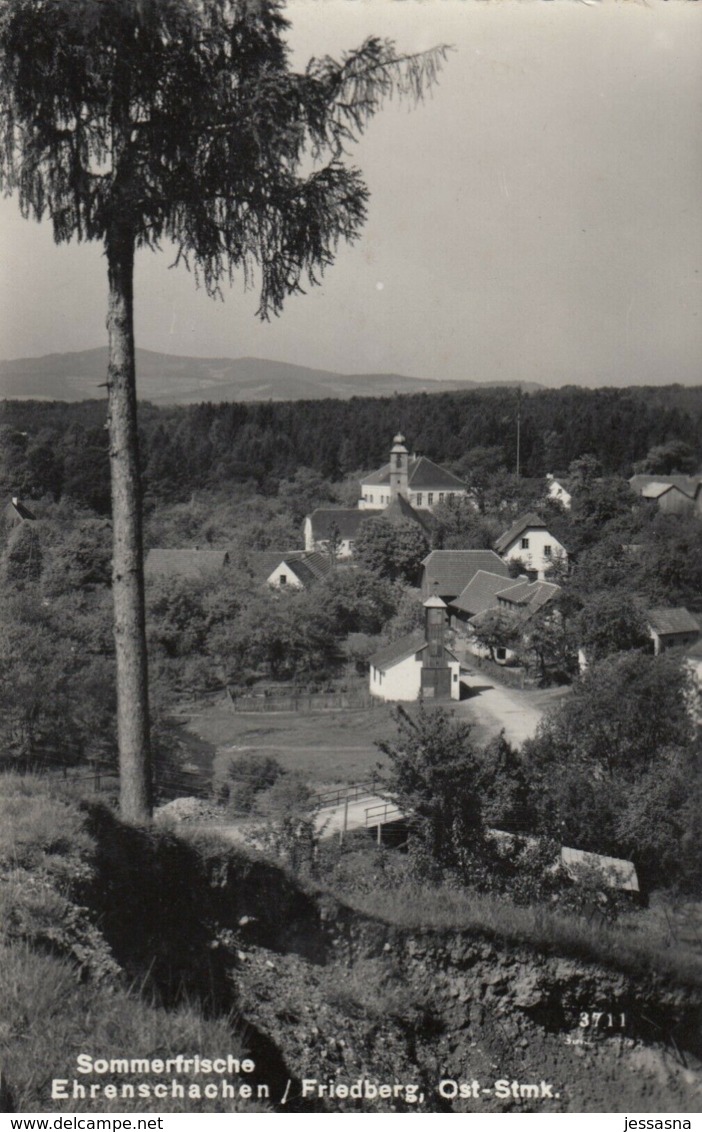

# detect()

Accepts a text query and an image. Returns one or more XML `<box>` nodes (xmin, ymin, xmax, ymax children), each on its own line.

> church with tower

<box><xmin>359</xmin><ymin>433</ymin><xmax>468</xmax><ymax>511</ymax></box>
<box><xmin>303</xmin><ymin>433</ymin><xmax>469</xmax><ymax>559</ymax></box>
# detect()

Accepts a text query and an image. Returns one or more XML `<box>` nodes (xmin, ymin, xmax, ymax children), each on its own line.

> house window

<box><xmin>279</xmin><ymin>574</ymin><xmax>287</xmax><ymax>585</ymax></box>
<box><xmin>448</xmin><ymin>493</ymin><xmax>455</xmax><ymax>502</ymax></box>
<box><xmin>453</xmin><ymin>672</ymin><xmax>458</xmax><ymax>682</ymax></box>
<box><xmin>496</xmin><ymin>647</ymin><xmax>506</xmax><ymax>661</ymax></box>
<box><xmin>395</xmin><ymin>453</ymin><xmax>402</xmax><ymax>467</ymax></box>
<box><xmin>369</xmin><ymin>494</ymin><xmax>374</xmax><ymax>503</ymax></box>
<box><xmin>427</xmin><ymin>493</ymin><xmax>434</xmax><ymax>506</ymax></box>
<box><xmin>521</xmin><ymin>537</ymin><xmax>530</xmax><ymax>550</ymax></box>
<box><xmin>416</xmin><ymin>492</ymin><xmax>423</xmax><ymax>506</ymax></box>
<box><xmin>439</xmin><ymin>492</ymin><xmax>445</xmax><ymax>503</ymax></box>
<box><xmin>544</xmin><ymin>545</ymin><xmax>552</xmax><ymax>558</ymax></box>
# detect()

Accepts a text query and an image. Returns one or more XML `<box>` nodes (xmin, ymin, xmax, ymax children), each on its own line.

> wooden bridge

<box><xmin>311</xmin><ymin>782</ymin><xmax>405</xmax><ymax>843</ymax></box>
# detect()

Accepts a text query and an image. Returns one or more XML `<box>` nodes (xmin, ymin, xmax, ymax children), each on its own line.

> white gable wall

<box><xmin>370</xmin><ymin>654</ymin><xmax>461</xmax><ymax>701</ymax></box>
<box><xmin>265</xmin><ymin>561</ymin><xmax>305</xmax><ymax>589</ymax></box>
<box><xmin>501</xmin><ymin>530</ymin><xmax>567</xmax><ymax>580</ymax></box>
<box><xmin>370</xmin><ymin>653</ymin><xmax>423</xmax><ymax>701</ymax></box>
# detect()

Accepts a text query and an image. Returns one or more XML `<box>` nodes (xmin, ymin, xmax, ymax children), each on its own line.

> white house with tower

<box><xmin>304</xmin><ymin>434</ymin><xmax>467</xmax><ymax>559</ymax></box>
<box><xmin>368</xmin><ymin>595</ymin><xmax>461</xmax><ymax>702</ymax></box>
<box><xmin>359</xmin><ymin>433</ymin><xmax>468</xmax><ymax>511</ymax></box>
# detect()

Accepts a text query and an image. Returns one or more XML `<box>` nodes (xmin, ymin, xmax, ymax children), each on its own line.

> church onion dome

<box><xmin>391</xmin><ymin>432</ymin><xmax>408</xmax><ymax>455</ymax></box>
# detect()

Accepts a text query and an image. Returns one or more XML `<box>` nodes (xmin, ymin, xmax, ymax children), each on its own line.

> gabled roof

<box><xmin>640</xmin><ymin>482</ymin><xmax>688</xmax><ymax>501</ymax></box>
<box><xmin>452</xmin><ymin>570</ymin><xmax>523</xmax><ymax>616</ymax></box>
<box><xmin>248</xmin><ymin>550</ymin><xmax>333</xmax><ymax>586</ymax></box>
<box><xmin>421</xmin><ymin>550</ymin><xmax>510</xmax><ymax>597</ymax></box>
<box><xmin>497</xmin><ymin>579</ymin><xmax>561</xmax><ymax>616</ymax></box>
<box><xmin>369</xmin><ymin>630</ymin><xmax>427</xmax><ymax>670</ymax></box>
<box><xmin>629</xmin><ymin>474</ymin><xmax>702</xmax><ymax>499</ymax></box>
<box><xmin>307</xmin><ymin>507</ymin><xmax>382</xmax><ymax>540</ymax></box>
<box><xmin>646</xmin><ymin>607</ymin><xmax>700</xmax><ymax>636</ymax></box>
<box><xmin>369</xmin><ymin>628</ymin><xmax>459</xmax><ymax>671</ymax></box>
<box><xmin>306</xmin><ymin>502</ymin><xmax>434</xmax><ymax>541</ymax></box>
<box><xmin>145</xmin><ymin>548</ymin><xmax>230</xmax><ymax>580</ymax></box>
<box><xmin>494</xmin><ymin>512</ymin><xmax>565</xmax><ymax>555</ymax></box>
<box><xmin>362</xmin><ymin>455</ymin><xmax>466</xmax><ymax>491</ymax></box>
<box><xmin>382</xmin><ymin>494</ymin><xmax>436</xmax><ymax>532</ymax></box>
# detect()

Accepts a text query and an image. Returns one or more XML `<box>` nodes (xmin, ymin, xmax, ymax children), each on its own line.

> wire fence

<box><xmin>226</xmin><ymin>686</ymin><xmax>379</xmax><ymax>713</ymax></box>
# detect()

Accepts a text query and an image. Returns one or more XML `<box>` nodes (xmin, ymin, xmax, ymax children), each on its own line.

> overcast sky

<box><xmin>1</xmin><ymin>0</ymin><xmax>701</xmax><ymax>387</ymax></box>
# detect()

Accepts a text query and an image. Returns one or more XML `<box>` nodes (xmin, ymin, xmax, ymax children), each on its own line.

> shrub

<box><xmin>217</xmin><ymin>753</ymin><xmax>284</xmax><ymax>814</ymax></box>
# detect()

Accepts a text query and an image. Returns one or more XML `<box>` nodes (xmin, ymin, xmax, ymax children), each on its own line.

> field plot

<box><xmin>181</xmin><ymin>674</ymin><xmax>570</xmax><ymax>793</ymax></box>
<box><xmin>185</xmin><ymin>700</ymin><xmax>401</xmax><ymax>788</ymax></box>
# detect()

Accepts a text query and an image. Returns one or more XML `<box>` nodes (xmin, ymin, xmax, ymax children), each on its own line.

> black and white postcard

<box><xmin>0</xmin><ymin>0</ymin><xmax>701</xmax><ymax>1119</ymax></box>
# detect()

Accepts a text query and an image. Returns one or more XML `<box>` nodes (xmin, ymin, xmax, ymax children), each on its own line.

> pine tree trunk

<box><xmin>106</xmin><ymin>226</ymin><xmax>152</xmax><ymax>821</ymax></box>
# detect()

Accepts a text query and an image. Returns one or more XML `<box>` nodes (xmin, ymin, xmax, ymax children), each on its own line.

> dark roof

<box><xmin>369</xmin><ymin>630</ymin><xmax>427</xmax><ymax>670</ymax></box>
<box><xmin>145</xmin><ymin>548</ymin><xmax>230</xmax><ymax>580</ymax></box>
<box><xmin>421</xmin><ymin>550</ymin><xmax>510</xmax><ymax>597</ymax></box>
<box><xmin>646</xmin><ymin>607</ymin><xmax>700</xmax><ymax>636</ymax></box>
<box><xmin>369</xmin><ymin>628</ymin><xmax>458</xmax><ymax>671</ymax></box>
<box><xmin>497</xmin><ymin>579</ymin><xmax>561</xmax><ymax>616</ymax></box>
<box><xmin>382</xmin><ymin>494</ymin><xmax>436</xmax><ymax>532</ymax></box>
<box><xmin>307</xmin><ymin>508</ymin><xmax>382</xmax><ymax>540</ymax></box>
<box><xmin>363</xmin><ymin>455</ymin><xmax>466</xmax><ymax>491</ymax></box>
<box><xmin>4</xmin><ymin>497</ymin><xmax>36</xmax><ymax>522</ymax></box>
<box><xmin>249</xmin><ymin>550</ymin><xmax>332</xmax><ymax>585</ymax></box>
<box><xmin>494</xmin><ymin>512</ymin><xmax>562</xmax><ymax>555</ymax></box>
<box><xmin>629</xmin><ymin>474</ymin><xmax>701</xmax><ymax>499</ymax></box>
<box><xmin>307</xmin><ymin>502</ymin><xmax>434</xmax><ymax>541</ymax></box>
<box><xmin>452</xmin><ymin>570</ymin><xmax>523</xmax><ymax>616</ymax></box>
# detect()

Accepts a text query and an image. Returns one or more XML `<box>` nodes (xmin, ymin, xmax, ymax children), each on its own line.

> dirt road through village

<box><xmin>455</xmin><ymin>671</ymin><xmax>569</xmax><ymax>747</ymax></box>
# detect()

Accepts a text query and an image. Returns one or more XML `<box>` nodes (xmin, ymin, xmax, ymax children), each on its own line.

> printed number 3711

<box><xmin>579</xmin><ymin>1012</ymin><xmax>626</xmax><ymax>1029</ymax></box>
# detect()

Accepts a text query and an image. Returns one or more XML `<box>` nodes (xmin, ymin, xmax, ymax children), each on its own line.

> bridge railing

<box><xmin>364</xmin><ymin>801</ymin><xmax>403</xmax><ymax>825</ymax></box>
<box><xmin>311</xmin><ymin>780</ymin><xmax>378</xmax><ymax>809</ymax></box>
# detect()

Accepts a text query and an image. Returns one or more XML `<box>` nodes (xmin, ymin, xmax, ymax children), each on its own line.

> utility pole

<box><xmin>515</xmin><ymin>387</ymin><xmax>522</xmax><ymax>479</ymax></box>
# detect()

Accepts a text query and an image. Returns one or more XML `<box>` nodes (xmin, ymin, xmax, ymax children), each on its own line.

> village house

<box><xmin>462</xmin><ymin>578</ymin><xmax>562</xmax><ymax>664</ymax></box>
<box><xmin>247</xmin><ymin>549</ymin><xmax>332</xmax><ymax>589</ymax></box>
<box><xmin>546</xmin><ymin>474</ymin><xmax>572</xmax><ymax>510</ymax></box>
<box><xmin>494</xmin><ymin>578</ymin><xmax>562</xmax><ymax>618</ymax></box>
<box><xmin>304</xmin><ymin>495</ymin><xmax>434</xmax><ymax>560</ymax></box>
<box><xmin>494</xmin><ymin>512</ymin><xmax>568</xmax><ymax>581</ymax></box>
<box><xmin>420</xmin><ymin>549</ymin><xmax>510</xmax><ymax>604</ymax></box>
<box><xmin>578</xmin><ymin>605</ymin><xmax>700</xmax><ymax>671</ymax></box>
<box><xmin>646</xmin><ymin>607</ymin><xmax>700</xmax><ymax>655</ymax></box>
<box><xmin>629</xmin><ymin>474</ymin><xmax>702</xmax><ymax>516</ymax></box>
<box><xmin>368</xmin><ymin>596</ymin><xmax>461</xmax><ymax>702</ymax></box>
<box><xmin>450</xmin><ymin>569</ymin><xmax>523</xmax><ymax>623</ymax></box>
<box><xmin>304</xmin><ymin>434</ymin><xmax>460</xmax><ymax>558</ymax></box>
<box><xmin>303</xmin><ymin>507</ymin><xmax>372</xmax><ymax>560</ymax></box>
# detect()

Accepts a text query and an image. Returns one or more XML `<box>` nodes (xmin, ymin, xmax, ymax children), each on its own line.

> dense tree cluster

<box><xmin>2</xmin><ymin>381</ymin><xmax>702</xmax><ymax>511</ymax></box>
<box><xmin>380</xmin><ymin>650</ymin><xmax>702</xmax><ymax>900</ymax></box>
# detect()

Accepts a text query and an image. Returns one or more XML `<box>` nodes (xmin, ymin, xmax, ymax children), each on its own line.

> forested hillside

<box><xmin>2</xmin><ymin>384</ymin><xmax>702</xmax><ymax>509</ymax></box>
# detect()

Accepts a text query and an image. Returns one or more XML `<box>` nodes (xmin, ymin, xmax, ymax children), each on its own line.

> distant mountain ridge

<box><xmin>0</xmin><ymin>347</ymin><xmax>542</xmax><ymax>403</ymax></box>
